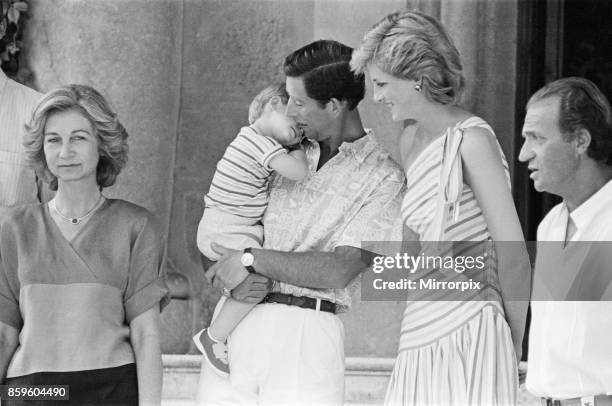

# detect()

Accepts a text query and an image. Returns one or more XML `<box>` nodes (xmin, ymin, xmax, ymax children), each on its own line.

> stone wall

<box><xmin>24</xmin><ymin>0</ymin><xmax>518</xmax><ymax>356</ymax></box>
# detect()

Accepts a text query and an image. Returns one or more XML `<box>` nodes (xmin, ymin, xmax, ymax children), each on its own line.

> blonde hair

<box><xmin>351</xmin><ymin>10</ymin><xmax>465</xmax><ymax>105</ymax></box>
<box><xmin>23</xmin><ymin>84</ymin><xmax>128</xmax><ymax>191</ymax></box>
<box><xmin>247</xmin><ymin>83</ymin><xmax>289</xmax><ymax>124</ymax></box>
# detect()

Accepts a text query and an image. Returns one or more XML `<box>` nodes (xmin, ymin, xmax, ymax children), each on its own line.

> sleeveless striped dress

<box><xmin>385</xmin><ymin>117</ymin><xmax>517</xmax><ymax>405</ymax></box>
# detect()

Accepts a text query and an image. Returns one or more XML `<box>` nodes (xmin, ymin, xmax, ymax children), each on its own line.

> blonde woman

<box><xmin>351</xmin><ymin>10</ymin><xmax>530</xmax><ymax>405</ymax></box>
<box><xmin>0</xmin><ymin>85</ymin><xmax>168</xmax><ymax>405</ymax></box>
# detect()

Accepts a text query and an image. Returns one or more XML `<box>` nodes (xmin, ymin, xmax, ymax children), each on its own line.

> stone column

<box><xmin>410</xmin><ymin>0</ymin><xmax>519</xmax><ymax>174</ymax></box>
<box><xmin>24</xmin><ymin>0</ymin><xmax>182</xmax><ymax>227</ymax></box>
<box><xmin>24</xmin><ymin>0</ymin><xmax>184</xmax><ymax>351</ymax></box>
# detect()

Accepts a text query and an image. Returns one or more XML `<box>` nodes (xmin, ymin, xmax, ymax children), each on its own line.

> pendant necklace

<box><xmin>50</xmin><ymin>194</ymin><xmax>105</xmax><ymax>225</ymax></box>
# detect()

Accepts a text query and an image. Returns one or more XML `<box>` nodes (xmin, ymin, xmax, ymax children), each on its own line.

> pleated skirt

<box><xmin>385</xmin><ymin>304</ymin><xmax>517</xmax><ymax>406</ymax></box>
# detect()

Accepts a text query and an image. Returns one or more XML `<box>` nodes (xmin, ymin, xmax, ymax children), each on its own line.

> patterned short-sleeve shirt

<box><xmin>262</xmin><ymin>131</ymin><xmax>405</xmax><ymax>311</ymax></box>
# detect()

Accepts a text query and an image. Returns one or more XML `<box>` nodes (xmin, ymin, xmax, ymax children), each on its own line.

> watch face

<box><xmin>241</xmin><ymin>253</ymin><xmax>255</xmax><ymax>267</ymax></box>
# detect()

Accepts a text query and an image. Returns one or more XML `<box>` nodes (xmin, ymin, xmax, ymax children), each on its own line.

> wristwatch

<box><xmin>241</xmin><ymin>247</ymin><xmax>256</xmax><ymax>274</ymax></box>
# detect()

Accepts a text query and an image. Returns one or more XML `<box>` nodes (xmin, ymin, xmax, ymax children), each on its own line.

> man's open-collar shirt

<box><xmin>527</xmin><ymin>177</ymin><xmax>612</xmax><ymax>398</ymax></box>
<box><xmin>262</xmin><ymin>131</ymin><xmax>405</xmax><ymax>312</ymax></box>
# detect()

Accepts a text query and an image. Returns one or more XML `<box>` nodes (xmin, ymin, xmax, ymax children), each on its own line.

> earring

<box><xmin>414</xmin><ymin>77</ymin><xmax>424</xmax><ymax>92</ymax></box>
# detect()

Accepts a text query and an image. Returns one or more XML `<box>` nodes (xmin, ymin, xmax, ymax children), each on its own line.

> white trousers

<box><xmin>196</xmin><ymin>302</ymin><xmax>346</xmax><ymax>406</ymax></box>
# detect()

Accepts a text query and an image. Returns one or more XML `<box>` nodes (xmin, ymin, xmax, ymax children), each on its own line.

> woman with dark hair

<box><xmin>351</xmin><ymin>10</ymin><xmax>531</xmax><ymax>405</ymax></box>
<box><xmin>0</xmin><ymin>84</ymin><xmax>168</xmax><ymax>405</ymax></box>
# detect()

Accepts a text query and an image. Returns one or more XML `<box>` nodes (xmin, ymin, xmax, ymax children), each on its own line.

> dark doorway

<box><xmin>515</xmin><ymin>0</ymin><xmax>612</xmax><ymax>241</ymax></box>
<box><xmin>514</xmin><ymin>0</ymin><xmax>612</xmax><ymax>361</ymax></box>
<box><xmin>563</xmin><ymin>0</ymin><xmax>612</xmax><ymax>101</ymax></box>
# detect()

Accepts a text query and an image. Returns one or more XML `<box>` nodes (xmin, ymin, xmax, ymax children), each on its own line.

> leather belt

<box><xmin>260</xmin><ymin>292</ymin><xmax>337</xmax><ymax>314</ymax></box>
<box><xmin>541</xmin><ymin>395</ymin><xmax>612</xmax><ymax>406</ymax></box>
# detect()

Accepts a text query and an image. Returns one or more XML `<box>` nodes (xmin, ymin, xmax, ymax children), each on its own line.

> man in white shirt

<box><xmin>0</xmin><ymin>69</ymin><xmax>43</xmax><ymax>217</ymax></box>
<box><xmin>519</xmin><ymin>77</ymin><xmax>612</xmax><ymax>405</ymax></box>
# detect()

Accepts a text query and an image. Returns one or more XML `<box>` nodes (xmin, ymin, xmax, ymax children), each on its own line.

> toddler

<box><xmin>194</xmin><ymin>83</ymin><xmax>308</xmax><ymax>376</ymax></box>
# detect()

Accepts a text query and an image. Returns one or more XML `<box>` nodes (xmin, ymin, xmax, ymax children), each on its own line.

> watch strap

<box><xmin>243</xmin><ymin>247</ymin><xmax>256</xmax><ymax>274</ymax></box>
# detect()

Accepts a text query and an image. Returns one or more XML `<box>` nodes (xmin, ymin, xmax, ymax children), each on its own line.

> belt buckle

<box><xmin>293</xmin><ymin>296</ymin><xmax>305</xmax><ymax>307</ymax></box>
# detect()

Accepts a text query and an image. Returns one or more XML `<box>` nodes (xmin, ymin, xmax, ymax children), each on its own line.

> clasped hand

<box><xmin>205</xmin><ymin>243</ymin><xmax>273</xmax><ymax>303</ymax></box>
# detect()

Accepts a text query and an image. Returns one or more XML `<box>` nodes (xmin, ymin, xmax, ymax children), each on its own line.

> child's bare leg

<box><xmin>208</xmin><ymin>298</ymin><xmax>256</xmax><ymax>342</ymax></box>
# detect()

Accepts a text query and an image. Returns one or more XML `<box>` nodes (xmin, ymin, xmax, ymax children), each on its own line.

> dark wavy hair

<box><xmin>528</xmin><ymin>77</ymin><xmax>612</xmax><ymax>165</ymax></box>
<box><xmin>284</xmin><ymin>40</ymin><xmax>365</xmax><ymax>110</ymax></box>
<box><xmin>23</xmin><ymin>84</ymin><xmax>129</xmax><ymax>191</ymax></box>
